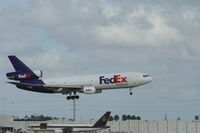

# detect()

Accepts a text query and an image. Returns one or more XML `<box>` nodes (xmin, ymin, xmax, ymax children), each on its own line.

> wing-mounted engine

<box><xmin>6</xmin><ymin>70</ymin><xmax>43</xmax><ymax>80</ymax></box>
<box><xmin>82</xmin><ymin>86</ymin><xmax>102</xmax><ymax>94</ymax></box>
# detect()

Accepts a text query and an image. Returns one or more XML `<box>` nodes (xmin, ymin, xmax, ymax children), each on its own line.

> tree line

<box><xmin>14</xmin><ymin>114</ymin><xmax>59</xmax><ymax>121</ymax></box>
<box><xmin>109</xmin><ymin>114</ymin><xmax>141</xmax><ymax>121</ymax></box>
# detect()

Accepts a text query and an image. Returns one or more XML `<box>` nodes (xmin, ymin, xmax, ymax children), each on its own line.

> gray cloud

<box><xmin>0</xmin><ymin>0</ymin><xmax>200</xmax><ymax>120</ymax></box>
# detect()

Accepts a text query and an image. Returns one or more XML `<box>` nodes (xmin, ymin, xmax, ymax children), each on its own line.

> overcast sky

<box><xmin>0</xmin><ymin>0</ymin><xmax>200</xmax><ymax>121</ymax></box>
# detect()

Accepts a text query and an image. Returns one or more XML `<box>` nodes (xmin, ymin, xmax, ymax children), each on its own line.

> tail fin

<box><xmin>8</xmin><ymin>55</ymin><xmax>33</xmax><ymax>73</ymax></box>
<box><xmin>92</xmin><ymin>111</ymin><xmax>111</xmax><ymax>128</ymax></box>
<box><xmin>7</xmin><ymin>55</ymin><xmax>44</xmax><ymax>84</ymax></box>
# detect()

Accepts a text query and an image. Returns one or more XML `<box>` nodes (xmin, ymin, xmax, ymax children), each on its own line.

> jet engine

<box><xmin>82</xmin><ymin>86</ymin><xmax>102</xmax><ymax>94</ymax></box>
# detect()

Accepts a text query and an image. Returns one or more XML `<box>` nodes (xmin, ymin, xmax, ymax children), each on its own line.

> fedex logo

<box><xmin>99</xmin><ymin>75</ymin><xmax>127</xmax><ymax>84</ymax></box>
<box><xmin>18</xmin><ymin>74</ymin><xmax>30</xmax><ymax>79</ymax></box>
<box><xmin>85</xmin><ymin>89</ymin><xmax>92</xmax><ymax>92</ymax></box>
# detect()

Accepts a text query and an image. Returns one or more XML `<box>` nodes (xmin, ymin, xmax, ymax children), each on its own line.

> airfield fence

<box><xmin>107</xmin><ymin>120</ymin><xmax>200</xmax><ymax>133</ymax></box>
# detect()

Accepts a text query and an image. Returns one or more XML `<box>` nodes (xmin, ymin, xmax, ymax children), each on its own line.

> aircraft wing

<box><xmin>43</xmin><ymin>84</ymin><xmax>83</xmax><ymax>93</ymax></box>
<box><xmin>43</xmin><ymin>84</ymin><xmax>83</xmax><ymax>89</ymax></box>
<box><xmin>7</xmin><ymin>81</ymin><xmax>84</xmax><ymax>94</ymax></box>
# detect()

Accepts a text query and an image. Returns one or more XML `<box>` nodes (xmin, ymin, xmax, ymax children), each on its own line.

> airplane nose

<box><xmin>148</xmin><ymin>77</ymin><xmax>152</xmax><ymax>83</ymax></box>
<box><xmin>144</xmin><ymin>77</ymin><xmax>152</xmax><ymax>84</ymax></box>
<box><xmin>142</xmin><ymin>74</ymin><xmax>152</xmax><ymax>84</ymax></box>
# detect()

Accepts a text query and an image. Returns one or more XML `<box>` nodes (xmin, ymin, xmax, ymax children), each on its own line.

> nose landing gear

<box><xmin>129</xmin><ymin>88</ymin><xmax>133</xmax><ymax>95</ymax></box>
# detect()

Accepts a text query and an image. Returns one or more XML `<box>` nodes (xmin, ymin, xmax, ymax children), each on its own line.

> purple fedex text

<box><xmin>99</xmin><ymin>75</ymin><xmax>127</xmax><ymax>84</ymax></box>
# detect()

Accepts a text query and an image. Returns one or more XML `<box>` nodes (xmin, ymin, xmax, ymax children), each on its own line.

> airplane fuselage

<box><xmin>29</xmin><ymin>124</ymin><xmax>109</xmax><ymax>132</ymax></box>
<box><xmin>44</xmin><ymin>72</ymin><xmax>152</xmax><ymax>91</ymax></box>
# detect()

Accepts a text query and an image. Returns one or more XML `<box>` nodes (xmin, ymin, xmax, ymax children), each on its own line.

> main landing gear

<box><xmin>66</xmin><ymin>92</ymin><xmax>80</xmax><ymax>100</ymax></box>
<box><xmin>129</xmin><ymin>88</ymin><xmax>133</xmax><ymax>95</ymax></box>
<box><xmin>66</xmin><ymin>95</ymin><xmax>79</xmax><ymax>100</ymax></box>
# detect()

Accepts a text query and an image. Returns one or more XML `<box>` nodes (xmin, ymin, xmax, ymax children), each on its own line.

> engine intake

<box><xmin>82</xmin><ymin>86</ymin><xmax>102</xmax><ymax>94</ymax></box>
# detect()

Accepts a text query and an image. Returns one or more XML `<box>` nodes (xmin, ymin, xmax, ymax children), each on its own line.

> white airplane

<box><xmin>29</xmin><ymin>112</ymin><xmax>111</xmax><ymax>132</ymax></box>
<box><xmin>6</xmin><ymin>55</ymin><xmax>152</xmax><ymax>100</ymax></box>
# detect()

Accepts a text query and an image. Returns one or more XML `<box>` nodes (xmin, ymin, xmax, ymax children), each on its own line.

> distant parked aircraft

<box><xmin>29</xmin><ymin>111</ymin><xmax>111</xmax><ymax>132</ymax></box>
<box><xmin>6</xmin><ymin>55</ymin><xmax>152</xmax><ymax>100</ymax></box>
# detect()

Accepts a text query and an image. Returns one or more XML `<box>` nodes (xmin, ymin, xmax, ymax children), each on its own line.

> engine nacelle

<box><xmin>82</xmin><ymin>86</ymin><xmax>102</xmax><ymax>94</ymax></box>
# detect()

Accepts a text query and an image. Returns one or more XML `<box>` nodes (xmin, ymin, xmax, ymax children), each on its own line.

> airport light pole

<box><xmin>73</xmin><ymin>99</ymin><xmax>76</xmax><ymax>121</ymax></box>
<box><xmin>2</xmin><ymin>97</ymin><xmax>6</xmax><ymax>115</ymax></box>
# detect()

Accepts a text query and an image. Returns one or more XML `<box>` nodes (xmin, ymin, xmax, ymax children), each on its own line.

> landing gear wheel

<box><xmin>75</xmin><ymin>95</ymin><xmax>79</xmax><ymax>99</ymax></box>
<box><xmin>66</xmin><ymin>96</ymin><xmax>71</xmax><ymax>100</ymax></box>
<box><xmin>66</xmin><ymin>95</ymin><xmax>80</xmax><ymax>100</ymax></box>
<box><xmin>129</xmin><ymin>88</ymin><xmax>133</xmax><ymax>95</ymax></box>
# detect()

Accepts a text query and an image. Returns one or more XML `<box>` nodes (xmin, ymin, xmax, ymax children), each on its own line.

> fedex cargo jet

<box><xmin>6</xmin><ymin>55</ymin><xmax>152</xmax><ymax>100</ymax></box>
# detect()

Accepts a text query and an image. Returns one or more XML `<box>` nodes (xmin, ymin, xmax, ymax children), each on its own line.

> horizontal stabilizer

<box><xmin>6</xmin><ymin>81</ymin><xmax>41</xmax><ymax>87</ymax></box>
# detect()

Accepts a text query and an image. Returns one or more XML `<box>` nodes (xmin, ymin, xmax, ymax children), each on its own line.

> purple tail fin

<box><xmin>7</xmin><ymin>55</ymin><xmax>45</xmax><ymax>85</ymax></box>
<box><xmin>8</xmin><ymin>55</ymin><xmax>33</xmax><ymax>73</ymax></box>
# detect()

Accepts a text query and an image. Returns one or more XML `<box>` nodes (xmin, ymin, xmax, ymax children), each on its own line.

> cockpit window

<box><xmin>143</xmin><ymin>75</ymin><xmax>150</xmax><ymax>78</ymax></box>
